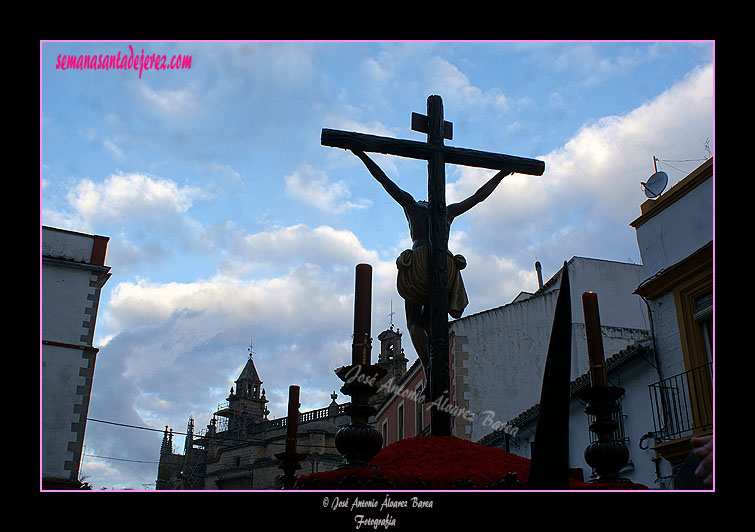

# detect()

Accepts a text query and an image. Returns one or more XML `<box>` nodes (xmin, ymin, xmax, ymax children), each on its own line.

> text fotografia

<box><xmin>342</xmin><ymin>364</ymin><xmax>519</xmax><ymax>437</ymax></box>
<box><xmin>55</xmin><ymin>45</ymin><xmax>192</xmax><ymax>79</ymax></box>
<box><xmin>354</xmin><ymin>515</ymin><xmax>396</xmax><ymax>530</ymax></box>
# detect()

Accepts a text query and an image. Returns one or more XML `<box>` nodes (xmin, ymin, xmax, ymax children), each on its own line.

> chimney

<box><xmin>535</xmin><ymin>261</ymin><xmax>544</xmax><ymax>290</ymax></box>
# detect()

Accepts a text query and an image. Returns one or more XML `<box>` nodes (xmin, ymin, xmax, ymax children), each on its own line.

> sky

<box><xmin>40</xmin><ymin>41</ymin><xmax>714</xmax><ymax>490</ymax></box>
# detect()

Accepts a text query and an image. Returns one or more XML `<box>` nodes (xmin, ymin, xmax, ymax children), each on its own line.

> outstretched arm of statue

<box><xmin>351</xmin><ymin>150</ymin><xmax>415</xmax><ymax>208</ymax></box>
<box><xmin>447</xmin><ymin>169</ymin><xmax>512</xmax><ymax>221</ymax></box>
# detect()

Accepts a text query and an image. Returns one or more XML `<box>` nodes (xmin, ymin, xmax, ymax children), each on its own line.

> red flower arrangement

<box><xmin>296</xmin><ymin>436</ymin><xmax>647</xmax><ymax>490</ymax></box>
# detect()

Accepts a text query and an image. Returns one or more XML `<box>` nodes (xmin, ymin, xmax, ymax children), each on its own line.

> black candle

<box><xmin>285</xmin><ymin>384</ymin><xmax>300</xmax><ymax>452</ymax></box>
<box><xmin>353</xmin><ymin>264</ymin><xmax>372</xmax><ymax>366</ymax></box>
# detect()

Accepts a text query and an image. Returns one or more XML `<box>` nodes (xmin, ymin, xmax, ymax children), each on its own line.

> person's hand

<box><xmin>691</xmin><ymin>435</ymin><xmax>713</xmax><ymax>487</ymax></box>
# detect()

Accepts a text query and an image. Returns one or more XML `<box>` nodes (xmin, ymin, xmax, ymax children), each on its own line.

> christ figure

<box><xmin>351</xmin><ymin>149</ymin><xmax>512</xmax><ymax>382</ymax></box>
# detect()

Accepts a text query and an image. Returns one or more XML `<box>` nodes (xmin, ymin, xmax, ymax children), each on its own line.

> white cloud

<box><xmin>197</xmin><ymin>161</ymin><xmax>241</xmax><ymax>182</ymax></box>
<box><xmin>284</xmin><ymin>163</ymin><xmax>371</xmax><ymax>213</ymax></box>
<box><xmin>97</xmin><ymin>240</ymin><xmax>405</xmax><ymax>434</ymax></box>
<box><xmin>103</xmin><ymin>138</ymin><xmax>125</xmax><ymax>161</ymax></box>
<box><xmin>448</xmin><ymin>229</ymin><xmax>538</xmax><ymax>313</ymax></box>
<box><xmin>443</xmin><ymin>62</ymin><xmax>713</xmax><ymax>292</ymax></box>
<box><xmin>423</xmin><ymin>56</ymin><xmax>509</xmax><ymax>115</ymax></box>
<box><xmin>67</xmin><ymin>171</ymin><xmax>206</xmax><ymax>226</ymax></box>
<box><xmin>238</xmin><ymin>224</ymin><xmax>380</xmax><ymax>269</ymax></box>
<box><xmin>51</xmin><ymin>172</ymin><xmax>214</xmax><ymax>270</ymax></box>
<box><xmin>98</xmin><ymin>218</ymin><xmax>400</xmax><ymax>374</ymax></box>
<box><xmin>138</xmin><ymin>85</ymin><xmax>197</xmax><ymax>116</ymax></box>
<box><xmin>363</xmin><ymin>54</ymin><xmax>393</xmax><ymax>83</ymax></box>
<box><xmin>544</xmin><ymin>63</ymin><xmax>713</xmax><ymax>219</ymax></box>
<box><xmin>452</xmin><ymin>63</ymin><xmax>713</xmax><ymax>227</ymax></box>
<box><xmin>553</xmin><ymin>44</ymin><xmax>614</xmax><ymax>87</ymax></box>
<box><xmin>225</xmin><ymin>42</ymin><xmax>319</xmax><ymax>86</ymax></box>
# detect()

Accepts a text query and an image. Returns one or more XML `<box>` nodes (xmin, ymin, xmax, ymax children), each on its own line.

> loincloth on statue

<box><xmin>395</xmin><ymin>243</ymin><xmax>469</xmax><ymax>319</ymax></box>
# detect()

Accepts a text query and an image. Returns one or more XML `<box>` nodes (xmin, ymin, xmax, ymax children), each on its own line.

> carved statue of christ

<box><xmin>351</xmin><ymin>149</ymin><xmax>512</xmax><ymax>384</ymax></box>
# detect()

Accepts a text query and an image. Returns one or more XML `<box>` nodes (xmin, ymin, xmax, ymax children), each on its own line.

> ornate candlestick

<box><xmin>578</xmin><ymin>385</ymin><xmax>629</xmax><ymax>482</ymax></box>
<box><xmin>275</xmin><ymin>384</ymin><xmax>305</xmax><ymax>489</ymax></box>
<box><xmin>578</xmin><ymin>292</ymin><xmax>629</xmax><ymax>483</ymax></box>
<box><xmin>334</xmin><ymin>264</ymin><xmax>386</xmax><ymax>469</ymax></box>
<box><xmin>335</xmin><ymin>357</ymin><xmax>387</xmax><ymax>468</ymax></box>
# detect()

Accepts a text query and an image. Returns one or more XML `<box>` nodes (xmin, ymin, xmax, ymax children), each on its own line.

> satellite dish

<box><xmin>641</xmin><ymin>171</ymin><xmax>668</xmax><ymax>199</ymax></box>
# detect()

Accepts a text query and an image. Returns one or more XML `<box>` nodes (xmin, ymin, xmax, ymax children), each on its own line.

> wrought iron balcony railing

<box><xmin>648</xmin><ymin>362</ymin><xmax>712</xmax><ymax>443</ymax></box>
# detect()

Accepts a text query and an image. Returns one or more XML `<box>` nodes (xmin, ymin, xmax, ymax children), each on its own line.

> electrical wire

<box><xmin>655</xmin><ymin>157</ymin><xmax>709</xmax><ymax>176</ymax></box>
<box><xmin>656</xmin><ymin>158</ymin><xmax>707</xmax><ymax>163</ymax></box>
<box><xmin>87</xmin><ymin>417</ymin><xmax>339</xmax><ymax>450</ymax></box>
<box><xmin>83</xmin><ymin>453</ymin><xmax>159</xmax><ymax>464</ymax></box>
<box><xmin>88</xmin><ymin>418</ymin><xmax>168</xmax><ymax>434</ymax></box>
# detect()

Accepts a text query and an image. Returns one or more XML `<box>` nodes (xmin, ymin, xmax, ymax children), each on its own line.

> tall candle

<box><xmin>582</xmin><ymin>291</ymin><xmax>608</xmax><ymax>388</ymax></box>
<box><xmin>353</xmin><ymin>264</ymin><xmax>372</xmax><ymax>366</ymax></box>
<box><xmin>285</xmin><ymin>384</ymin><xmax>300</xmax><ymax>453</ymax></box>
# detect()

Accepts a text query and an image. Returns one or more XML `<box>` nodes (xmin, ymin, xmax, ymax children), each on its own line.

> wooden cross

<box><xmin>322</xmin><ymin>95</ymin><xmax>545</xmax><ymax>436</ymax></box>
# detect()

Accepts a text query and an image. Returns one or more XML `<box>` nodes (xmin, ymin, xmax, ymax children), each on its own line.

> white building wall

<box><xmin>504</xmin><ymin>351</ymin><xmax>665</xmax><ymax>488</ymax></box>
<box><xmin>614</xmin><ymin>355</ymin><xmax>672</xmax><ymax>488</ymax></box>
<box><xmin>41</xmin><ymin>344</ymin><xmax>93</xmax><ymax>479</ymax></box>
<box><xmin>454</xmin><ymin>257</ymin><xmax>650</xmax><ymax>443</ymax></box>
<box><xmin>565</xmin><ymin>258</ymin><xmax>648</xmax><ymax>331</ymax></box>
<box><xmin>634</xmin><ymin>175</ymin><xmax>713</xmax><ymax>281</ymax></box>
<box><xmin>42</xmin><ymin>229</ymin><xmax>98</xmax><ymax>263</ymax></box>
<box><xmin>41</xmin><ymin>227</ymin><xmax>110</xmax><ymax>485</ymax></box>
<box><xmin>647</xmin><ymin>290</ymin><xmax>686</xmax><ymax>377</ymax></box>
<box><xmin>560</xmin><ymin>360</ymin><xmax>667</xmax><ymax>488</ymax></box>
<box><xmin>42</xmin><ymin>262</ymin><xmax>99</xmax><ymax>346</ymax></box>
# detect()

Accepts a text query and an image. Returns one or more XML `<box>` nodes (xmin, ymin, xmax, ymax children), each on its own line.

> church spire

<box><xmin>226</xmin><ymin>341</ymin><xmax>269</xmax><ymax>425</ymax></box>
<box><xmin>184</xmin><ymin>417</ymin><xmax>195</xmax><ymax>460</ymax></box>
<box><xmin>160</xmin><ymin>425</ymin><xmax>174</xmax><ymax>456</ymax></box>
<box><xmin>236</xmin><ymin>353</ymin><xmax>262</xmax><ymax>397</ymax></box>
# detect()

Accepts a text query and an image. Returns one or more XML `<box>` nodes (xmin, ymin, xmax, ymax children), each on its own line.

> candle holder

<box><xmin>334</xmin><ymin>359</ymin><xmax>387</xmax><ymax>469</ymax></box>
<box><xmin>577</xmin><ymin>385</ymin><xmax>630</xmax><ymax>483</ymax></box>
<box><xmin>274</xmin><ymin>450</ymin><xmax>306</xmax><ymax>489</ymax></box>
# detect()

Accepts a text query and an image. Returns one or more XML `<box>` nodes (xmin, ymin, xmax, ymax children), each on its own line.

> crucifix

<box><xmin>322</xmin><ymin>95</ymin><xmax>544</xmax><ymax>435</ymax></box>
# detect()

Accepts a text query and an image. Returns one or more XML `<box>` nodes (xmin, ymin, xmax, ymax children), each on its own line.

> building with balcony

<box><xmin>630</xmin><ymin>158</ymin><xmax>713</xmax><ymax>473</ymax></box>
<box><xmin>478</xmin><ymin>158</ymin><xmax>713</xmax><ymax>489</ymax></box>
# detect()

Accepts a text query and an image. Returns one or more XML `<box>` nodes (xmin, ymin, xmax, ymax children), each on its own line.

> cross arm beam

<box><xmin>444</xmin><ymin>145</ymin><xmax>544</xmax><ymax>176</ymax></box>
<box><xmin>321</xmin><ymin>128</ymin><xmax>545</xmax><ymax>176</ymax></box>
<box><xmin>322</xmin><ymin>128</ymin><xmax>435</xmax><ymax>161</ymax></box>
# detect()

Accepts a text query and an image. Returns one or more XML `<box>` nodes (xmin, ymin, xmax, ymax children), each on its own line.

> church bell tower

<box><xmin>226</xmin><ymin>342</ymin><xmax>269</xmax><ymax>426</ymax></box>
<box><xmin>374</xmin><ymin>325</ymin><xmax>408</xmax><ymax>405</ymax></box>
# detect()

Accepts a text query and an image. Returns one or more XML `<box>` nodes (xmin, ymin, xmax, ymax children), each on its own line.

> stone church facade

<box><xmin>156</xmin><ymin>328</ymin><xmax>408</xmax><ymax>490</ymax></box>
